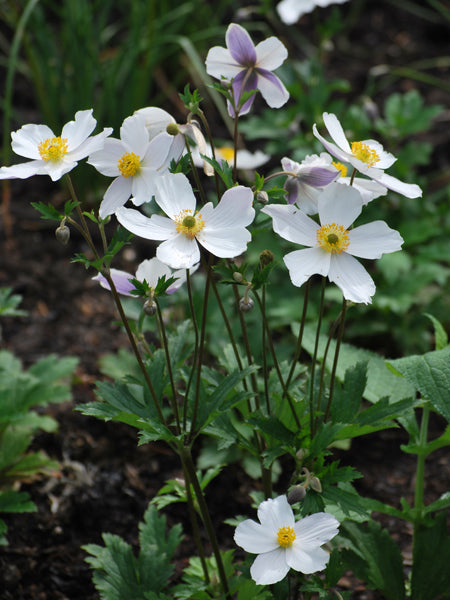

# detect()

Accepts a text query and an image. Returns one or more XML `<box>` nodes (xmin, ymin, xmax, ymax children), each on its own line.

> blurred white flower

<box><xmin>0</xmin><ymin>110</ymin><xmax>111</xmax><ymax>182</ymax></box>
<box><xmin>277</xmin><ymin>0</ymin><xmax>349</xmax><ymax>25</ymax></box>
<box><xmin>192</xmin><ymin>143</ymin><xmax>269</xmax><ymax>175</ymax></box>
<box><xmin>263</xmin><ymin>182</ymin><xmax>403</xmax><ymax>304</ymax></box>
<box><xmin>332</xmin><ymin>160</ymin><xmax>388</xmax><ymax>205</ymax></box>
<box><xmin>234</xmin><ymin>495</ymin><xmax>339</xmax><ymax>585</ymax></box>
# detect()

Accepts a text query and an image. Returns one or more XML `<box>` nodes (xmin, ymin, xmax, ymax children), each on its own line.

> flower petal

<box><xmin>88</xmin><ymin>138</ymin><xmax>124</xmax><ymax>176</ymax></box>
<box><xmin>262</xmin><ymin>204</ymin><xmax>318</xmax><ymax>247</ymax></box>
<box><xmin>285</xmin><ymin>543</ymin><xmax>330</xmax><ymax>574</ymax></box>
<box><xmin>205</xmin><ymin>46</ymin><xmax>242</xmax><ymax>80</ymax></box>
<box><xmin>328</xmin><ymin>252</ymin><xmax>375</xmax><ymax>304</ymax></box>
<box><xmin>135</xmin><ymin>258</ymin><xmax>172</xmax><ymax>288</ymax></box>
<box><xmin>348</xmin><ymin>221</ymin><xmax>403</xmax><ymax>259</ymax></box>
<box><xmin>369</xmin><ymin>171</ymin><xmax>422</xmax><ymax>199</ymax></box>
<box><xmin>234</xmin><ymin>519</ymin><xmax>279</xmax><ymax>554</ymax></box>
<box><xmin>11</xmin><ymin>124</ymin><xmax>55</xmax><ymax>159</ymax></box>
<box><xmin>317</xmin><ymin>183</ymin><xmax>363</xmax><ymax>229</ymax></box>
<box><xmin>250</xmin><ymin>549</ymin><xmax>290</xmax><ymax>585</ymax></box>
<box><xmin>338</xmin><ymin>177</ymin><xmax>387</xmax><ymax>205</ymax></box>
<box><xmin>226</xmin><ymin>23</ymin><xmax>256</xmax><ymax>65</ymax></box>
<box><xmin>257</xmin><ymin>496</ymin><xmax>295</xmax><ymax>533</ymax></box>
<box><xmin>116</xmin><ymin>207</ymin><xmax>176</xmax><ymax>240</ymax></box>
<box><xmin>202</xmin><ymin>186</ymin><xmax>254</xmax><ymax>229</ymax></box>
<box><xmin>134</xmin><ymin>106</ymin><xmax>175</xmax><ymax>139</ymax></box>
<box><xmin>323</xmin><ymin>113</ymin><xmax>351</xmax><ymax>153</ymax></box>
<box><xmin>255</xmin><ymin>36</ymin><xmax>288</xmax><ymax>70</ymax></box>
<box><xmin>362</xmin><ymin>139</ymin><xmax>396</xmax><ymax>169</ymax></box>
<box><xmin>312</xmin><ymin>124</ymin><xmax>351</xmax><ymax>163</ymax></box>
<box><xmin>99</xmin><ymin>177</ymin><xmax>132</xmax><ymax>218</ymax></box>
<box><xmin>154</xmin><ymin>173</ymin><xmax>196</xmax><ymax>219</ymax></box>
<box><xmin>120</xmin><ymin>114</ymin><xmax>149</xmax><ymax>156</ymax></box>
<box><xmin>277</xmin><ymin>0</ymin><xmax>316</xmax><ymax>23</ymax></box>
<box><xmin>294</xmin><ymin>512</ymin><xmax>340</xmax><ymax>548</ymax></box>
<box><xmin>156</xmin><ymin>235</ymin><xmax>200</xmax><ymax>269</ymax></box>
<box><xmin>0</xmin><ymin>160</ymin><xmax>47</xmax><ymax>179</ymax></box>
<box><xmin>142</xmin><ymin>132</ymin><xmax>173</xmax><ymax>172</ymax></box>
<box><xmin>61</xmin><ymin>109</ymin><xmax>96</xmax><ymax>151</ymax></box>
<box><xmin>256</xmin><ymin>69</ymin><xmax>290</xmax><ymax>108</ymax></box>
<box><xmin>92</xmin><ymin>268</ymin><xmax>135</xmax><ymax>296</ymax></box>
<box><xmin>284</xmin><ymin>247</ymin><xmax>331</xmax><ymax>287</ymax></box>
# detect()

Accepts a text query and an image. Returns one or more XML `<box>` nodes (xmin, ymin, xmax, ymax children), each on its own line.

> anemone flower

<box><xmin>192</xmin><ymin>143</ymin><xmax>269</xmax><ymax>175</ymax></box>
<box><xmin>0</xmin><ymin>110</ymin><xmax>112</xmax><ymax>182</ymax></box>
<box><xmin>313</xmin><ymin>112</ymin><xmax>422</xmax><ymax>198</ymax></box>
<box><xmin>206</xmin><ymin>23</ymin><xmax>289</xmax><ymax>117</ymax></box>
<box><xmin>116</xmin><ymin>172</ymin><xmax>255</xmax><ymax>270</ymax></box>
<box><xmin>277</xmin><ymin>0</ymin><xmax>349</xmax><ymax>24</ymax></box>
<box><xmin>234</xmin><ymin>495</ymin><xmax>339</xmax><ymax>585</ymax></box>
<box><xmin>262</xmin><ymin>182</ymin><xmax>403</xmax><ymax>304</ymax></box>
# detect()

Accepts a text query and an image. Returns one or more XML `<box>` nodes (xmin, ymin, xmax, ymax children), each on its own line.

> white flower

<box><xmin>234</xmin><ymin>495</ymin><xmax>339</xmax><ymax>585</ymax></box>
<box><xmin>262</xmin><ymin>182</ymin><xmax>403</xmax><ymax>304</ymax></box>
<box><xmin>87</xmin><ymin>113</ymin><xmax>173</xmax><ymax>219</ymax></box>
<box><xmin>313</xmin><ymin>112</ymin><xmax>422</xmax><ymax>198</ymax></box>
<box><xmin>192</xmin><ymin>143</ymin><xmax>269</xmax><ymax>175</ymax></box>
<box><xmin>277</xmin><ymin>0</ymin><xmax>349</xmax><ymax>24</ymax></box>
<box><xmin>0</xmin><ymin>109</ymin><xmax>112</xmax><ymax>182</ymax></box>
<box><xmin>92</xmin><ymin>257</ymin><xmax>194</xmax><ymax>297</ymax></box>
<box><xmin>332</xmin><ymin>160</ymin><xmax>388</xmax><ymax>205</ymax></box>
<box><xmin>116</xmin><ymin>172</ymin><xmax>255</xmax><ymax>269</ymax></box>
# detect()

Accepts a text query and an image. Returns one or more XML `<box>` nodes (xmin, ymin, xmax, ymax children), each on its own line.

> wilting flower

<box><xmin>277</xmin><ymin>0</ymin><xmax>349</xmax><ymax>24</ymax></box>
<box><xmin>206</xmin><ymin>23</ymin><xmax>289</xmax><ymax>117</ymax></box>
<box><xmin>87</xmin><ymin>113</ymin><xmax>173</xmax><ymax>219</ymax></box>
<box><xmin>234</xmin><ymin>495</ymin><xmax>339</xmax><ymax>585</ymax></box>
<box><xmin>313</xmin><ymin>112</ymin><xmax>422</xmax><ymax>198</ymax></box>
<box><xmin>92</xmin><ymin>257</ymin><xmax>193</xmax><ymax>296</ymax></box>
<box><xmin>263</xmin><ymin>182</ymin><xmax>403</xmax><ymax>304</ymax></box>
<box><xmin>192</xmin><ymin>143</ymin><xmax>269</xmax><ymax>175</ymax></box>
<box><xmin>116</xmin><ymin>172</ymin><xmax>255</xmax><ymax>269</ymax></box>
<box><xmin>0</xmin><ymin>110</ymin><xmax>112</xmax><ymax>182</ymax></box>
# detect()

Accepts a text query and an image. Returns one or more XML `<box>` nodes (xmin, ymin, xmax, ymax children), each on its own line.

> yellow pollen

<box><xmin>118</xmin><ymin>152</ymin><xmax>141</xmax><ymax>178</ymax></box>
<box><xmin>217</xmin><ymin>146</ymin><xmax>235</xmax><ymax>163</ymax></box>
<box><xmin>174</xmin><ymin>209</ymin><xmax>205</xmax><ymax>239</ymax></box>
<box><xmin>277</xmin><ymin>526</ymin><xmax>296</xmax><ymax>548</ymax></box>
<box><xmin>317</xmin><ymin>223</ymin><xmax>350</xmax><ymax>254</ymax></box>
<box><xmin>38</xmin><ymin>137</ymin><xmax>68</xmax><ymax>162</ymax></box>
<box><xmin>332</xmin><ymin>161</ymin><xmax>348</xmax><ymax>178</ymax></box>
<box><xmin>351</xmin><ymin>141</ymin><xmax>379</xmax><ymax>167</ymax></box>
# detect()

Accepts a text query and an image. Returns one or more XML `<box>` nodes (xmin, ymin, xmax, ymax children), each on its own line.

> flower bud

<box><xmin>55</xmin><ymin>224</ymin><xmax>70</xmax><ymax>245</ymax></box>
<box><xmin>287</xmin><ymin>485</ymin><xmax>306</xmax><ymax>504</ymax></box>
<box><xmin>256</xmin><ymin>190</ymin><xmax>269</xmax><ymax>204</ymax></box>
<box><xmin>259</xmin><ymin>249</ymin><xmax>274</xmax><ymax>269</ymax></box>
<box><xmin>233</xmin><ymin>272</ymin><xmax>244</xmax><ymax>283</ymax></box>
<box><xmin>310</xmin><ymin>476</ymin><xmax>322</xmax><ymax>493</ymax></box>
<box><xmin>166</xmin><ymin>122</ymin><xmax>179</xmax><ymax>136</ymax></box>
<box><xmin>239</xmin><ymin>297</ymin><xmax>254</xmax><ymax>312</ymax></box>
<box><xmin>143</xmin><ymin>299</ymin><xmax>157</xmax><ymax>316</ymax></box>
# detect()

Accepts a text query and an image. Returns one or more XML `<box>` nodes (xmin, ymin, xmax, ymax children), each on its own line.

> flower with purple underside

<box><xmin>0</xmin><ymin>110</ymin><xmax>112</xmax><ymax>182</ymax></box>
<box><xmin>206</xmin><ymin>23</ymin><xmax>289</xmax><ymax>117</ymax></box>
<box><xmin>116</xmin><ymin>172</ymin><xmax>255</xmax><ymax>270</ymax></box>
<box><xmin>263</xmin><ymin>182</ymin><xmax>403</xmax><ymax>304</ymax></box>
<box><xmin>313</xmin><ymin>112</ymin><xmax>422</xmax><ymax>198</ymax></box>
<box><xmin>87</xmin><ymin>113</ymin><xmax>173</xmax><ymax>219</ymax></box>
<box><xmin>277</xmin><ymin>0</ymin><xmax>349</xmax><ymax>25</ymax></box>
<box><xmin>234</xmin><ymin>495</ymin><xmax>339</xmax><ymax>585</ymax></box>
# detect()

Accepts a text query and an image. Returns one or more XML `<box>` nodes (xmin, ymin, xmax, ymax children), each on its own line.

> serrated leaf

<box><xmin>30</xmin><ymin>201</ymin><xmax>62</xmax><ymax>221</ymax></box>
<box><xmin>0</xmin><ymin>490</ymin><xmax>36</xmax><ymax>514</ymax></box>
<box><xmin>424</xmin><ymin>313</ymin><xmax>448</xmax><ymax>351</ymax></box>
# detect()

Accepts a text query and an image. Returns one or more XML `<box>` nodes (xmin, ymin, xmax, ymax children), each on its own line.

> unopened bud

<box><xmin>296</xmin><ymin>448</ymin><xmax>308</xmax><ymax>462</ymax></box>
<box><xmin>166</xmin><ymin>122</ymin><xmax>179</xmax><ymax>136</ymax></box>
<box><xmin>287</xmin><ymin>485</ymin><xmax>306</xmax><ymax>504</ymax></box>
<box><xmin>239</xmin><ymin>297</ymin><xmax>254</xmax><ymax>313</ymax></box>
<box><xmin>55</xmin><ymin>224</ymin><xmax>70</xmax><ymax>245</ymax></box>
<box><xmin>259</xmin><ymin>249</ymin><xmax>274</xmax><ymax>269</ymax></box>
<box><xmin>233</xmin><ymin>272</ymin><xmax>244</xmax><ymax>283</ymax></box>
<box><xmin>256</xmin><ymin>190</ymin><xmax>269</xmax><ymax>204</ymax></box>
<box><xmin>310</xmin><ymin>476</ymin><xmax>322</xmax><ymax>493</ymax></box>
<box><xmin>143</xmin><ymin>299</ymin><xmax>157</xmax><ymax>316</ymax></box>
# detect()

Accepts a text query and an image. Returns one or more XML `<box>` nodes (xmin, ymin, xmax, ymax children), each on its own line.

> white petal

<box><xmin>328</xmin><ymin>252</ymin><xmax>375</xmax><ymax>304</ymax></box>
<box><xmin>370</xmin><ymin>171</ymin><xmax>422</xmax><ymax>199</ymax></box>
<box><xmin>285</xmin><ymin>543</ymin><xmax>330</xmax><ymax>574</ymax></box>
<box><xmin>257</xmin><ymin>71</ymin><xmax>290</xmax><ymax>108</ymax></box>
<box><xmin>11</xmin><ymin>124</ymin><xmax>55</xmax><ymax>159</ymax></box>
<box><xmin>277</xmin><ymin>0</ymin><xmax>316</xmax><ymax>23</ymax></box>
<box><xmin>136</xmin><ymin>258</ymin><xmax>172</xmax><ymax>288</ymax></box>
<box><xmin>234</xmin><ymin>519</ymin><xmax>279</xmax><ymax>554</ymax></box>
<box><xmin>130</xmin><ymin>171</ymin><xmax>154</xmax><ymax>205</ymax></box>
<box><xmin>338</xmin><ymin>177</ymin><xmax>387</xmax><ymax>205</ymax></box>
<box><xmin>257</xmin><ymin>496</ymin><xmax>295</xmax><ymax>533</ymax></box>
<box><xmin>284</xmin><ymin>247</ymin><xmax>330</xmax><ymax>287</ymax></box>
<box><xmin>116</xmin><ymin>207</ymin><xmax>175</xmax><ymax>240</ymax></box>
<box><xmin>68</xmin><ymin>128</ymin><xmax>113</xmax><ymax>162</ymax></box>
<box><xmin>199</xmin><ymin>226</ymin><xmax>251</xmax><ymax>259</ymax></box>
<box><xmin>250</xmin><ymin>549</ymin><xmax>290</xmax><ymax>585</ymax></box>
<box><xmin>323</xmin><ymin>113</ymin><xmax>351</xmax><ymax>153</ymax></box>
<box><xmin>234</xmin><ymin>149</ymin><xmax>269</xmax><ymax>169</ymax></box>
<box><xmin>348</xmin><ymin>221</ymin><xmax>403</xmax><ymax>259</ymax></box>
<box><xmin>362</xmin><ymin>139</ymin><xmax>396</xmax><ymax>169</ymax></box>
<box><xmin>262</xmin><ymin>204</ymin><xmax>318</xmax><ymax>247</ymax></box>
<box><xmin>134</xmin><ymin>106</ymin><xmax>175</xmax><ymax>139</ymax></box>
<box><xmin>120</xmin><ymin>114</ymin><xmax>149</xmax><ymax>156</ymax></box>
<box><xmin>61</xmin><ymin>109</ymin><xmax>96</xmax><ymax>150</ymax></box>
<box><xmin>88</xmin><ymin>138</ymin><xmax>124</xmax><ymax>176</ymax></box>
<box><xmin>312</xmin><ymin>124</ymin><xmax>351</xmax><ymax>163</ymax></box>
<box><xmin>294</xmin><ymin>512</ymin><xmax>340</xmax><ymax>548</ymax></box>
<box><xmin>99</xmin><ymin>177</ymin><xmax>132</xmax><ymax>218</ymax></box>
<box><xmin>156</xmin><ymin>235</ymin><xmax>200</xmax><ymax>269</ymax></box>
<box><xmin>255</xmin><ymin>37</ymin><xmax>288</xmax><ymax>71</ymax></box>
<box><xmin>92</xmin><ymin>268</ymin><xmax>135</xmax><ymax>296</ymax></box>
<box><xmin>203</xmin><ymin>186</ymin><xmax>254</xmax><ymax>229</ymax></box>
<box><xmin>0</xmin><ymin>160</ymin><xmax>47</xmax><ymax>179</ymax></box>
<box><xmin>317</xmin><ymin>183</ymin><xmax>363</xmax><ymax>229</ymax></box>
<box><xmin>44</xmin><ymin>159</ymin><xmax>77</xmax><ymax>181</ymax></box>
<box><xmin>154</xmin><ymin>173</ymin><xmax>196</xmax><ymax>219</ymax></box>
<box><xmin>205</xmin><ymin>46</ymin><xmax>242</xmax><ymax>80</ymax></box>
<box><xmin>142</xmin><ymin>132</ymin><xmax>173</xmax><ymax>171</ymax></box>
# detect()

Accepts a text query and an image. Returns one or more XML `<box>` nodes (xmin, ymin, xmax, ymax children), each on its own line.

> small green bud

<box><xmin>239</xmin><ymin>297</ymin><xmax>254</xmax><ymax>312</ymax></box>
<box><xmin>233</xmin><ymin>272</ymin><xmax>244</xmax><ymax>283</ymax></box>
<box><xmin>143</xmin><ymin>299</ymin><xmax>157</xmax><ymax>316</ymax></box>
<box><xmin>55</xmin><ymin>224</ymin><xmax>70</xmax><ymax>245</ymax></box>
<box><xmin>287</xmin><ymin>485</ymin><xmax>307</xmax><ymax>504</ymax></box>
<box><xmin>166</xmin><ymin>122</ymin><xmax>179</xmax><ymax>136</ymax></box>
<box><xmin>310</xmin><ymin>476</ymin><xmax>322</xmax><ymax>493</ymax></box>
<box><xmin>259</xmin><ymin>249</ymin><xmax>274</xmax><ymax>269</ymax></box>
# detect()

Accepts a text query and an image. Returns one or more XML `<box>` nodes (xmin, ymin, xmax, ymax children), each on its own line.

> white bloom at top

<box><xmin>332</xmin><ymin>160</ymin><xmax>388</xmax><ymax>205</ymax></box>
<box><xmin>116</xmin><ymin>172</ymin><xmax>255</xmax><ymax>269</ymax></box>
<box><xmin>277</xmin><ymin>0</ymin><xmax>349</xmax><ymax>24</ymax></box>
<box><xmin>192</xmin><ymin>143</ymin><xmax>270</xmax><ymax>175</ymax></box>
<box><xmin>92</xmin><ymin>257</ymin><xmax>194</xmax><ymax>297</ymax></box>
<box><xmin>262</xmin><ymin>182</ymin><xmax>403</xmax><ymax>304</ymax></box>
<box><xmin>87</xmin><ymin>113</ymin><xmax>173</xmax><ymax>219</ymax></box>
<box><xmin>234</xmin><ymin>495</ymin><xmax>339</xmax><ymax>585</ymax></box>
<box><xmin>0</xmin><ymin>109</ymin><xmax>112</xmax><ymax>182</ymax></box>
<box><xmin>313</xmin><ymin>112</ymin><xmax>422</xmax><ymax>198</ymax></box>
<box><xmin>206</xmin><ymin>23</ymin><xmax>289</xmax><ymax>117</ymax></box>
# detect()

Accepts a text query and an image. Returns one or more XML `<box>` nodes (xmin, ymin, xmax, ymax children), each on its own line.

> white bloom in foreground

<box><xmin>277</xmin><ymin>0</ymin><xmax>348</xmax><ymax>25</ymax></box>
<box><xmin>192</xmin><ymin>143</ymin><xmax>269</xmax><ymax>175</ymax></box>
<box><xmin>92</xmin><ymin>257</ymin><xmax>194</xmax><ymax>297</ymax></box>
<box><xmin>313</xmin><ymin>112</ymin><xmax>422</xmax><ymax>198</ymax></box>
<box><xmin>0</xmin><ymin>110</ymin><xmax>112</xmax><ymax>182</ymax></box>
<box><xmin>234</xmin><ymin>495</ymin><xmax>339</xmax><ymax>585</ymax></box>
<box><xmin>116</xmin><ymin>173</ymin><xmax>255</xmax><ymax>269</ymax></box>
<box><xmin>332</xmin><ymin>161</ymin><xmax>388</xmax><ymax>205</ymax></box>
<box><xmin>263</xmin><ymin>182</ymin><xmax>403</xmax><ymax>304</ymax></box>
<box><xmin>87</xmin><ymin>113</ymin><xmax>173</xmax><ymax>219</ymax></box>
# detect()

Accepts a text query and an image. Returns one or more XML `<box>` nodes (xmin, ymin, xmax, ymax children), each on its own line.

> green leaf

<box><xmin>0</xmin><ymin>490</ymin><xmax>36</xmax><ymax>514</ymax></box>
<box><xmin>387</xmin><ymin>346</ymin><xmax>450</xmax><ymax>421</ymax></box>
<box><xmin>0</xmin><ymin>288</ymin><xmax>27</xmax><ymax>317</ymax></box>
<box><xmin>424</xmin><ymin>313</ymin><xmax>448</xmax><ymax>350</ymax></box>
<box><xmin>330</xmin><ymin>362</ymin><xmax>366</xmax><ymax>423</ymax></box>
<box><xmin>30</xmin><ymin>201</ymin><xmax>62</xmax><ymax>221</ymax></box>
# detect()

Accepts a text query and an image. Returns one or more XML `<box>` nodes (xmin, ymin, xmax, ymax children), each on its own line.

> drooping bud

<box><xmin>310</xmin><ymin>476</ymin><xmax>322</xmax><ymax>493</ymax></box>
<box><xmin>239</xmin><ymin>297</ymin><xmax>254</xmax><ymax>313</ymax></box>
<box><xmin>233</xmin><ymin>272</ymin><xmax>244</xmax><ymax>283</ymax></box>
<box><xmin>259</xmin><ymin>249</ymin><xmax>274</xmax><ymax>269</ymax></box>
<box><xmin>256</xmin><ymin>190</ymin><xmax>269</xmax><ymax>204</ymax></box>
<box><xmin>143</xmin><ymin>299</ymin><xmax>157</xmax><ymax>316</ymax></box>
<box><xmin>166</xmin><ymin>122</ymin><xmax>179</xmax><ymax>136</ymax></box>
<box><xmin>55</xmin><ymin>221</ymin><xmax>70</xmax><ymax>245</ymax></box>
<box><xmin>287</xmin><ymin>485</ymin><xmax>307</xmax><ymax>504</ymax></box>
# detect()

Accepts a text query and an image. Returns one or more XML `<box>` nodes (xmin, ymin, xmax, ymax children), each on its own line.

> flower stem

<box><xmin>310</xmin><ymin>278</ymin><xmax>326</xmax><ymax>436</ymax></box>
<box><xmin>413</xmin><ymin>403</ymin><xmax>430</xmax><ymax>520</ymax></box>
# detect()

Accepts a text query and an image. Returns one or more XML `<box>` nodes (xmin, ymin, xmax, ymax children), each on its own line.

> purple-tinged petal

<box><xmin>299</xmin><ymin>166</ymin><xmax>339</xmax><ymax>188</ymax></box>
<box><xmin>255</xmin><ymin>37</ymin><xmax>288</xmax><ymax>70</ymax></box>
<box><xmin>256</xmin><ymin>69</ymin><xmax>289</xmax><ymax>108</ymax></box>
<box><xmin>205</xmin><ymin>46</ymin><xmax>242</xmax><ymax>80</ymax></box>
<box><xmin>284</xmin><ymin>178</ymin><xmax>300</xmax><ymax>205</ymax></box>
<box><xmin>226</xmin><ymin>23</ymin><xmax>256</xmax><ymax>65</ymax></box>
<box><xmin>312</xmin><ymin>124</ymin><xmax>350</xmax><ymax>163</ymax></box>
<box><xmin>230</xmin><ymin>69</ymin><xmax>258</xmax><ymax>116</ymax></box>
<box><xmin>92</xmin><ymin>269</ymin><xmax>135</xmax><ymax>296</ymax></box>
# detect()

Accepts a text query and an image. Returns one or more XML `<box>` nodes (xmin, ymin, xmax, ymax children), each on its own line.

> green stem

<box><xmin>414</xmin><ymin>403</ymin><xmax>430</xmax><ymax>520</ymax></box>
<box><xmin>310</xmin><ymin>278</ymin><xmax>326</xmax><ymax>437</ymax></box>
<box><xmin>323</xmin><ymin>297</ymin><xmax>347</xmax><ymax>422</ymax></box>
<box><xmin>285</xmin><ymin>279</ymin><xmax>310</xmax><ymax>392</ymax></box>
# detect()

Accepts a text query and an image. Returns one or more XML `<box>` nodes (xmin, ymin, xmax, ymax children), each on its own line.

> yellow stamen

<box><xmin>38</xmin><ymin>137</ymin><xmax>68</xmax><ymax>162</ymax></box>
<box><xmin>174</xmin><ymin>209</ymin><xmax>205</xmax><ymax>239</ymax></box>
<box><xmin>217</xmin><ymin>146</ymin><xmax>235</xmax><ymax>163</ymax></box>
<box><xmin>316</xmin><ymin>223</ymin><xmax>350</xmax><ymax>254</ymax></box>
<box><xmin>351</xmin><ymin>141</ymin><xmax>379</xmax><ymax>167</ymax></box>
<box><xmin>332</xmin><ymin>161</ymin><xmax>348</xmax><ymax>178</ymax></box>
<box><xmin>277</xmin><ymin>526</ymin><xmax>296</xmax><ymax>548</ymax></box>
<box><xmin>118</xmin><ymin>152</ymin><xmax>141</xmax><ymax>178</ymax></box>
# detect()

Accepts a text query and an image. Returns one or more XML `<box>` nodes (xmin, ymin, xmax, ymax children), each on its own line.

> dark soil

<box><xmin>0</xmin><ymin>1</ymin><xmax>449</xmax><ymax>599</ymax></box>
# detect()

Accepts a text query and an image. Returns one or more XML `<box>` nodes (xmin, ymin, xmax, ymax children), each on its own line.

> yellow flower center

<box><xmin>277</xmin><ymin>526</ymin><xmax>296</xmax><ymax>548</ymax></box>
<box><xmin>332</xmin><ymin>161</ymin><xmax>347</xmax><ymax>178</ymax></box>
<box><xmin>217</xmin><ymin>146</ymin><xmax>235</xmax><ymax>163</ymax></box>
<box><xmin>38</xmin><ymin>136</ymin><xmax>68</xmax><ymax>162</ymax></box>
<box><xmin>350</xmin><ymin>141</ymin><xmax>379</xmax><ymax>167</ymax></box>
<box><xmin>317</xmin><ymin>223</ymin><xmax>350</xmax><ymax>254</ymax></box>
<box><xmin>174</xmin><ymin>209</ymin><xmax>205</xmax><ymax>239</ymax></box>
<box><xmin>118</xmin><ymin>152</ymin><xmax>141</xmax><ymax>178</ymax></box>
